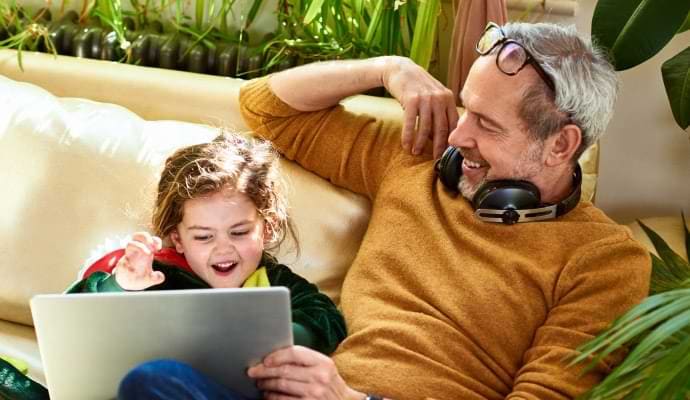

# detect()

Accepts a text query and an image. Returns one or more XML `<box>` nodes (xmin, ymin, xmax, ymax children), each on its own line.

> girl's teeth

<box><xmin>212</xmin><ymin>262</ymin><xmax>236</xmax><ymax>273</ymax></box>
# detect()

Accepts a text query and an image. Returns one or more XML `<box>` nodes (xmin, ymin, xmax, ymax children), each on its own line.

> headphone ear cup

<box><xmin>472</xmin><ymin>180</ymin><xmax>541</xmax><ymax>211</ymax></box>
<box><xmin>436</xmin><ymin>147</ymin><xmax>463</xmax><ymax>191</ymax></box>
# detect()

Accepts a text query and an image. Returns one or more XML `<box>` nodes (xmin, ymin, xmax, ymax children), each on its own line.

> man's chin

<box><xmin>458</xmin><ymin>176</ymin><xmax>483</xmax><ymax>201</ymax></box>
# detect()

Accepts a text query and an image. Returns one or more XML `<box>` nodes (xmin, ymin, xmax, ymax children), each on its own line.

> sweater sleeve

<box><xmin>239</xmin><ymin>77</ymin><xmax>408</xmax><ymax>200</ymax></box>
<box><xmin>267</xmin><ymin>264</ymin><xmax>347</xmax><ymax>355</ymax></box>
<box><xmin>65</xmin><ymin>263</ymin><xmax>210</xmax><ymax>293</ymax></box>
<box><xmin>507</xmin><ymin>235</ymin><xmax>651</xmax><ymax>399</ymax></box>
<box><xmin>64</xmin><ymin>271</ymin><xmax>124</xmax><ymax>293</ymax></box>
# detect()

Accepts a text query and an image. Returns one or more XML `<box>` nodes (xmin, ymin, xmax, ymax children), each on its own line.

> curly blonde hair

<box><xmin>152</xmin><ymin>131</ymin><xmax>294</xmax><ymax>252</ymax></box>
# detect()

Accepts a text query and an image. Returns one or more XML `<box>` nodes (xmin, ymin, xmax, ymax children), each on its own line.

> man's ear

<box><xmin>545</xmin><ymin>124</ymin><xmax>582</xmax><ymax>167</ymax></box>
<box><xmin>170</xmin><ymin>230</ymin><xmax>184</xmax><ymax>254</ymax></box>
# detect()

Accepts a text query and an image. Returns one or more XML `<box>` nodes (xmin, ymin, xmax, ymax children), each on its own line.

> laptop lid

<box><xmin>30</xmin><ymin>287</ymin><xmax>292</xmax><ymax>400</ymax></box>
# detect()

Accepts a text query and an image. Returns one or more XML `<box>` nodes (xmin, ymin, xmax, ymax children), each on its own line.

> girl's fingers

<box><xmin>152</xmin><ymin>236</ymin><xmax>163</xmax><ymax>251</ymax></box>
<box><xmin>150</xmin><ymin>271</ymin><xmax>165</xmax><ymax>285</ymax></box>
<box><xmin>131</xmin><ymin>232</ymin><xmax>158</xmax><ymax>252</ymax></box>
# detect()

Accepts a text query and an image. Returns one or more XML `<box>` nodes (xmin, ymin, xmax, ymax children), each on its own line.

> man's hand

<box><xmin>113</xmin><ymin>232</ymin><xmax>165</xmax><ymax>290</ymax></box>
<box><xmin>247</xmin><ymin>346</ymin><xmax>365</xmax><ymax>400</ymax></box>
<box><xmin>382</xmin><ymin>56</ymin><xmax>459</xmax><ymax>158</ymax></box>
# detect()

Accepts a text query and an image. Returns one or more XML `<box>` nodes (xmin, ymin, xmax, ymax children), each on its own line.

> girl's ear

<box><xmin>170</xmin><ymin>230</ymin><xmax>185</xmax><ymax>253</ymax></box>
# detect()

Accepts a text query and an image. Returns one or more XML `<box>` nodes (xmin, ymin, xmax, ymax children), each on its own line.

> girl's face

<box><xmin>170</xmin><ymin>189</ymin><xmax>265</xmax><ymax>288</ymax></box>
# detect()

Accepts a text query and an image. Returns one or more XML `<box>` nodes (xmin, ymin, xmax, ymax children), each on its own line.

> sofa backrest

<box><xmin>0</xmin><ymin>74</ymin><xmax>370</xmax><ymax>326</ymax></box>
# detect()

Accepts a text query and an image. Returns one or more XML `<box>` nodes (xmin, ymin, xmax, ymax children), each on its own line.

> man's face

<box><xmin>448</xmin><ymin>55</ymin><xmax>548</xmax><ymax>200</ymax></box>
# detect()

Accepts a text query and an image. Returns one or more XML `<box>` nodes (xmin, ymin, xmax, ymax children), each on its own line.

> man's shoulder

<box><xmin>533</xmin><ymin>201</ymin><xmax>643</xmax><ymax>252</ymax></box>
<box><xmin>566</xmin><ymin>201</ymin><xmax>625</xmax><ymax>229</ymax></box>
<box><xmin>559</xmin><ymin>201</ymin><xmax>647</xmax><ymax>256</ymax></box>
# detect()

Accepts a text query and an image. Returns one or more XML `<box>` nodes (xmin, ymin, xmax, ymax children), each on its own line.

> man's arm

<box><xmin>268</xmin><ymin>56</ymin><xmax>458</xmax><ymax>158</ymax></box>
<box><xmin>508</xmin><ymin>237</ymin><xmax>651</xmax><ymax>399</ymax></box>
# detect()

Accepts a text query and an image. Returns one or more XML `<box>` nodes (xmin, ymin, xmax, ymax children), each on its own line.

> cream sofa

<box><xmin>0</xmin><ymin>49</ymin><xmax>685</xmax><ymax>390</ymax></box>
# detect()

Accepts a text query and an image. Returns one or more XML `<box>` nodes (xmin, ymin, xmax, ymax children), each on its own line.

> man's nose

<box><xmin>448</xmin><ymin>112</ymin><xmax>474</xmax><ymax>148</ymax></box>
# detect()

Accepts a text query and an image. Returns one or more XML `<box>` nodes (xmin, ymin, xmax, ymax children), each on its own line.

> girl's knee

<box><xmin>118</xmin><ymin>359</ymin><xmax>189</xmax><ymax>399</ymax></box>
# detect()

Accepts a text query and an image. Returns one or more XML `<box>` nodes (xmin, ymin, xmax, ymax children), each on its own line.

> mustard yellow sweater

<box><xmin>239</xmin><ymin>78</ymin><xmax>651</xmax><ymax>400</ymax></box>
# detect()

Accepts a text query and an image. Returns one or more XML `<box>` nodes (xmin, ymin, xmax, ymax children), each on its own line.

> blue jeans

<box><xmin>118</xmin><ymin>359</ymin><xmax>253</xmax><ymax>400</ymax></box>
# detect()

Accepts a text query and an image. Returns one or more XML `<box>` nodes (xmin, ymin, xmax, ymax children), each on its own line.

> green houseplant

<box><xmin>574</xmin><ymin>215</ymin><xmax>690</xmax><ymax>399</ymax></box>
<box><xmin>0</xmin><ymin>0</ymin><xmax>442</xmax><ymax>81</ymax></box>
<box><xmin>574</xmin><ymin>4</ymin><xmax>690</xmax><ymax>395</ymax></box>
<box><xmin>590</xmin><ymin>0</ymin><xmax>690</xmax><ymax>131</ymax></box>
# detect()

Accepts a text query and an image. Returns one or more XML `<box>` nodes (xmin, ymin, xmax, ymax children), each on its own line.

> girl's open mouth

<box><xmin>211</xmin><ymin>262</ymin><xmax>237</xmax><ymax>274</ymax></box>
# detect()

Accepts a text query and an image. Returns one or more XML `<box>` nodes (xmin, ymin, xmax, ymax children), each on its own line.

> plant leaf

<box><xmin>661</xmin><ymin>46</ymin><xmax>690</xmax><ymax>130</ymax></box>
<box><xmin>243</xmin><ymin>0</ymin><xmax>265</xmax><ymax>30</ymax></box>
<box><xmin>591</xmin><ymin>0</ymin><xmax>690</xmax><ymax>70</ymax></box>
<box><xmin>576</xmin><ymin>290</ymin><xmax>690</xmax><ymax>399</ymax></box>
<box><xmin>303</xmin><ymin>0</ymin><xmax>325</xmax><ymax>25</ymax></box>
<box><xmin>680</xmin><ymin>212</ymin><xmax>690</xmax><ymax>262</ymax></box>
<box><xmin>638</xmin><ymin>219</ymin><xmax>690</xmax><ymax>287</ymax></box>
<box><xmin>409</xmin><ymin>0</ymin><xmax>440</xmax><ymax>70</ymax></box>
<box><xmin>679</xmin><ymin>11</ymin><xmax>690</xmax><ymax>33</ymax></box>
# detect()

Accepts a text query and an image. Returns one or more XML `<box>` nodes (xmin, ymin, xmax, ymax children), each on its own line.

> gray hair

<box><xmin>501</xmin><ymin>22</ymin><xmax>618</xmax><ymax>160</ymax></box>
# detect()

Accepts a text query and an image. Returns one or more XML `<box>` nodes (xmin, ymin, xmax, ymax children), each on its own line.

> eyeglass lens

<box><xmin>497</xmin><ymin>42</ymin><xmax>528</xmax><ymax>75</ymax></box>
<box><xmin>477</xmin><ymin>25</ymin><xmax>503</xmax><ymax>54</ymax></box>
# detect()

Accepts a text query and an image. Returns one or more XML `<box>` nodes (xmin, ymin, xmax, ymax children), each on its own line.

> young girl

<box><xmin>64</xmin><ymin>132</ymin><xmax>346</xmax><ymax>399</ymax></box>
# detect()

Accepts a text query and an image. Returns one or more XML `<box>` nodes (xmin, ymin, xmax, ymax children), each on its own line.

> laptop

<box><xmin>30</xmin><ymin>287</ymin><xmax>292</xmax><ymax>400</ymax></box>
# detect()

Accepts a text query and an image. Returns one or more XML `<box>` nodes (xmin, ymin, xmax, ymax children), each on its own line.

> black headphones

<box><xmin>434</xmin><ymin>146</ymin><xmax>582</xmax><ymax>224</ymax></box>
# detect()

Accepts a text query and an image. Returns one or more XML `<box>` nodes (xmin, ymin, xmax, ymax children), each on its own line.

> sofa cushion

<box><xmin>0</xmin><ymin>320</ymin><xmax>44</xmax><ymax>384</ymax></box>
<box><xmin>0</xmin><ymin>75</ymin><xmax>370</xmax><ymax>326</ymax></box>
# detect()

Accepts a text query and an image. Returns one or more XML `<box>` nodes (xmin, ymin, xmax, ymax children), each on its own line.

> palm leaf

<box><xmin>638</xmin><ymin>219</ymin><xmax>690</xmax><ymax>293</ymax></box>
<box><xmin>576</xmin><ymin>290</ymin><xmax>690</xmax><ymax>399</ymax></box>
<box><xmin>576</xmin><ymin>217</ymin><xmax>690</xmax><ymax>399</ymax></box>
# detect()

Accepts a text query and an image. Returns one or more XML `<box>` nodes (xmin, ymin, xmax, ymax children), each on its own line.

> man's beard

<box><xmin>457</xmin><ymin>139</ymin><xmax>545</xmax><ymax>201</ymax></box>
<box><xmin>458</xmin><ymin>175</ymin><xmax>486</xmax><ymax>200</ymax></box>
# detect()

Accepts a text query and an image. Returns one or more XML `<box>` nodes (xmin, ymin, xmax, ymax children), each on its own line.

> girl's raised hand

<box><xmin>113</xmin><ymin>232</ymin><xmax>165</xmax><ymax>291</ymax></box>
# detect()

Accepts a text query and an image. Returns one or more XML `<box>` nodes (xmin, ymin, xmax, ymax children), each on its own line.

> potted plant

<box><xmin>590</xmin><ymin>0</ymin><xmax>690</xmax><ymax>132</ymax></box>
<box><xmin>0</xmin><ymin>0</ymin><xmax>443</xmax><ymax>82</ymax></box>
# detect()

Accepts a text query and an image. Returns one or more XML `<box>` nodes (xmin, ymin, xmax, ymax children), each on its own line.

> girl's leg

<box><xmin>118</xmin><ymin>359</ymin><xmax>252</xmax><ymax>400</ymax></box>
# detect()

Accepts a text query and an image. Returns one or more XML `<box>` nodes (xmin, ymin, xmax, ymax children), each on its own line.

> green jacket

<box><xmin>66</xmin><ymin>254</ymin><xmax>347</xmax><ymax>355</ymax></box>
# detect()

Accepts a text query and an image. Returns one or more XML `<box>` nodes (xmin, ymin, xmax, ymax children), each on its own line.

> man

<box><xmin>243</xmin><ymin>22</ymin><xmax>650</xmax><ymax>400</ymax></box>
